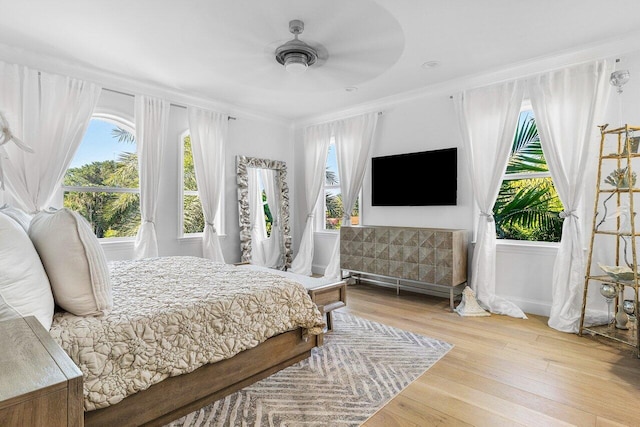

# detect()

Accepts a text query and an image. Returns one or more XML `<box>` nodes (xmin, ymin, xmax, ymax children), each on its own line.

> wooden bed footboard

<box><xmin>85</xmin><ymin>328</ymin><xmax>321</xmax><ymax>427</ymax></box>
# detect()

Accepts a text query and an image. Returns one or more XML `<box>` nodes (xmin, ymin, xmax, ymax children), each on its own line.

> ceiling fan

<box><xmin>274</xmin><ymin>19</ymin><xmax>325</xmax><ymax>74</ymax></box>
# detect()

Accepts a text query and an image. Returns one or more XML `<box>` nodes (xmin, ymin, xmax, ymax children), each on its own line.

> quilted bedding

<box><xmin>49</xmin><ymin>256</ymin><xmax>325</xmax><ymax>411</ymax></box>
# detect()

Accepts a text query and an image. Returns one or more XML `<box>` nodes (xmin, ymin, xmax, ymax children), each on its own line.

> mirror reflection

<box><xmin>236</xmin><ymin>156</ymin><xmax>291</xmax><ymax>270</ymax></box>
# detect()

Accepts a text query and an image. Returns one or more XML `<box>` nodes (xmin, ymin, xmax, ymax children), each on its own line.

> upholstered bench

<box><xmin>236</xmin><ymin>264</ymin><xmax>347</xmax><ymax>331</ymax></box>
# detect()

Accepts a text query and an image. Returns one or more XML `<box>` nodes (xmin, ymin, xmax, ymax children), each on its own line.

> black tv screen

<box><xmin>371</xmin><ymin>148</ymin><xmax>457</xmax><ymax>206</ymax></box>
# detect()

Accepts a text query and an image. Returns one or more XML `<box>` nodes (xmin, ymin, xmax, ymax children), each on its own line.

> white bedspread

<box><xmin>49</xmin><ymin>256</ymin><xmax>325</xmax><ymax>411</ymax></box>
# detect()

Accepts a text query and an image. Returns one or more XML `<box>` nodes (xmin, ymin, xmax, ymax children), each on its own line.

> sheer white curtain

<box><xmin>260</xmin><ymin>168</ymin><xmax>283</xmax><ymax>268</ymax></box>
<box><xmin>187</xmin><ymin>107</ymin><xmax>227</xmax><ymax>262</ymax></box>
<box><xmin>454</xmin><ymin>81</ymin><xmax>527</xmax><ymax>318</ymax></box>
<box><xmin>134</xmin><ymin>95</ymin><xmax>170</xmax><ymax>259</ymax></box>
<box><xmin>324</xmin><ymin>112</ymin><xmax>379</xmax><ymax>279</ymax></box>
<box><xmin>290</xmin><ymin>123</ymin><xmax>332</xmax><ymax>276</ymax></box>
<box><xmin>248</xmin><ymin>168</ymin><xmax>268</xmax><ymax>266</ymax></box>
<box><xmin>0</xmin><ymin>61</ymin><xmax>101</xmax><ymax>212</ymax></box>
<box><xmin>528</xmin><ymin>60</ymin><xmax>612</xmax><ymax>332</ymax></box>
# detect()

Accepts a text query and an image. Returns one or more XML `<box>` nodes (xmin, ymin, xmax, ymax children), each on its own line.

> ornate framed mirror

<box><xmin>236</xmin><ymin>155</ymin><xmax>292</xmax><ymax>269</ymax></box>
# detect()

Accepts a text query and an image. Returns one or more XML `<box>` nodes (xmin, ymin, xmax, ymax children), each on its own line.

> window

<box><xmin>493</xmin><ymin>108</ymin><xmax>564</xmax><ymax>242</ymax></box>
<box><xmin>321</xmin><ymin>142</ymin><xmax>359</xmax><ymax>230</ymax></box>
<box><xmin>180</xmin><ymin>133</ymin><xmax>222</xmax><ymax>235</ymax></box>
<box><xmin>63</xmin><ymin>117</ymin><xmax>140</xmax><ymax>238</ymax></box>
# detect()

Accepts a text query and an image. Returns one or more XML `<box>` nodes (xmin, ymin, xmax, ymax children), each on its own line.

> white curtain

<box><xmin>528</xmin><ymin>60</ymin><xmax>612</xmax><ymax>332</ymax></box>
<box><xmin>133</xmin><ymin>95</ymin><xmax>170</xmax><ymax>259</ymax></box>
<box><xmin>0</xmin><ymin>62</ymin><xmax>101</xmax><ymax>212</ymax></box>
<box><xmin>454</xmin><ymin>81</ymin><xmax>527</xmax><ymax>318</ymax></box>
<box><xmin>290</xmin><ymin>123</ymin><xmax>332</xmax><ymax>276</ymax></box>
<box><xmin>187</xmin><ymin>107</ymin><xmax>227</xmax><ymax>263</ymax></box>
<box><xmin>260</xmin><ymin>168</ymin><xmax>283</xmax><ymax>268</ymax></box>
<box><xmin>324</xmin><ymin>112</ymin><xmax>379</xmax><ymax>279</ymax></box>
<box><xmin>248</xmin><ymin>168</ymin><xmax>268</xmax><ymax>265</ymax></box>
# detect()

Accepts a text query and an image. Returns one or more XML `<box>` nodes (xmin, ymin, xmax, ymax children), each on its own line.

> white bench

<box><xmin>236</xmin><ymin>264</ymin><xmax>347</xmax><ymax>331</ymax></box>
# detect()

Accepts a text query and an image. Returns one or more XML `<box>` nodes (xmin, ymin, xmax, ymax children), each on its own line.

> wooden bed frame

<box><xmin>307</xmin><ymin>280</ymin><xmax>347</xmax><ymax>331</ymax></box>
<box><xmin>84</xmin><ymin>328</ymin><xmax>321</xmax><ymax>427</ymax></box>
<box><xmin>83</xmin><ymin>270</ymin><xmax>346</xmax><ymax>426</ymax></box>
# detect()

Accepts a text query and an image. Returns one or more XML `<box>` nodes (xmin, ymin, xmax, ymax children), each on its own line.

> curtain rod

<box><xmin>102</xmin><ymin>87</ymin><xmax>237</xmax><ymax>120</ymax></box>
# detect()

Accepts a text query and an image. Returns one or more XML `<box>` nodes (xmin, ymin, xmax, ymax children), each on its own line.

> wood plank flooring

<box><xmin>339</xmin><ymin>283</ymin><xmax>640</xmax><ymax>427</ymax></box>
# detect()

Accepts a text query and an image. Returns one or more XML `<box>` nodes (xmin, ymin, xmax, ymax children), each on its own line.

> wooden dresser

<box><xmin>340</xmin><ymin>225</ymin><xmax>468</xmax><ymax>309</ymax></box>
<box><xmin>0</xmin><ymin>316</ymin><xmax>83</xmax><ymax>427</ymax></box>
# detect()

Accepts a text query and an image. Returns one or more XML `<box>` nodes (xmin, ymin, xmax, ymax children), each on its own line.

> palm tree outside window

<box><xmin>180</xmin><ymin>133</ymin><xmax>223</xmax><ymax>236</ymax></box>
<box><xmin>322</xmin><ymin>141</ymin><xmax>360</xmax><ymax>230</ymax></box>
<box><xmin>493</xmin><ymin>108</ymin><xmax>564</xmax><ymax>242</ymax></box>
<box><xmin>62</xmin><ymin>117</ymin><xmax>140</xmax><ymax>238</ymax></box>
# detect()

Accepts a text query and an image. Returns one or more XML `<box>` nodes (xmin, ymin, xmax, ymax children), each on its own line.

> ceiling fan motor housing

<box><xmin>275</xmin><ymin>19</ymin><xmax>318</xmax><ymax>69</ymax></box>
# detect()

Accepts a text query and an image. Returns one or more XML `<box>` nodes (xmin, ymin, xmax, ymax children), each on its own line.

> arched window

<box><xmin>62</xmin><ymin>115</ymin><xmax>140</xmax><ymax>238</ymax></box>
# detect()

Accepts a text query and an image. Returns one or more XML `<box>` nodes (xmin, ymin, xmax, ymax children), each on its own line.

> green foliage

<box><xmin>183</xmin><ymin>195</ymin><xmax>204</xmax><ymax>234</ymax></box>
<box><xmin>494</xmin><ymin>178</ymin><xmax>563</xmax><ymax>241</ymax></box>
<box><xmin>64</xmin><ymin>127</ymin><xmax>141</xmax><ymax>237</ymax></box>
<box><xmin>111</xmin><ymin>126</ymin><xmax>136</xmax><ymax>143</ymax></box>
<box><xmin>262</xmin><ymin>191</ymin><xmax>273</xmax><ymax>236</ymax></box>
<box><xmin>183</xmin><ymin>135</ymin><xmax>198</xmax><ymax>191</ymax></box>
<box><xmin>493</xmin><ymin>114</ymin><xmax>564</xmax><ymax>242</ymax></box>
<box><xmin>505</xmin><ymin>113</ymin><xmax>548</xmax><ymax>173</ymax></box>
<box><xmin>181</xmin><ymin>135</ymin><xmax>205</xmax><ymax>234</ymax></box>
<box><xmin>325</xmin><ymin>192</ymin><xmax>343</xmax><ymax>229</ymax></box>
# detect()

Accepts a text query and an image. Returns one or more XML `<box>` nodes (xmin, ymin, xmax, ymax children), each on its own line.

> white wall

<box><xmin>4</xmin><ymin>41</ymin><xmax>640</xmax><ymax>319</ymax></box>
<box><xmin>295</xmin><ymin>50</ymin><xmax>640</xmax><ymax>317</ymax></box>
<box><xmin>82</xmin><ymin>88</ymin><xmax>295</xmax><ymax>263</ymax></box>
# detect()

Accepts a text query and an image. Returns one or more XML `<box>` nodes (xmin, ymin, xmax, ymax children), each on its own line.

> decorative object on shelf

<box><xmin>623</xmin><ymin>299</ymin><xmax>637</xmax><ymax>331</ymax></box>
<box><xmin>604</xmin><ymin>166</ymin><xmax>637</xmax><ymax>189</ymax></box>
<box><xmin>455</xmin><ymin>286</ymin><xmax>490</xmax><ymax>317</ymax></box>
<box><xmin>616</xmin><ymin>288</ymin><xmax>630</xmax><ymax>330</ymax></box>
<box><xmin>598</xmin><ymin>263</ymin><xmax>636</xmax><ymax>282</ymax></box>
<box><xmin>621</xmin><ymin>136</ymin><xmax>640</xmax><ymax>155</ymax></box>
<box><xmin>600</xmin><ymin>283</ymin><xmax>618</xmax><ymax>327</ymax></box>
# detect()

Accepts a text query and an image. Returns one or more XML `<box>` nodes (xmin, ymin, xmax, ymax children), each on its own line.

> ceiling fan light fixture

<box><xmin>283</xmin><ymin>52</ymin><xmax>308</xmax><ymax>73</ymax></box>
<box><xmin>275</xmin><ymin>20</ymin><xmax>318</xmax><ymax>73</ymax></box>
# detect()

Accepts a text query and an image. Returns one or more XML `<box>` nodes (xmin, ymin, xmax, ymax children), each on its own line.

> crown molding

<box><xmin>0</xmin><ymin>43</ymin><xmax>293</xmax><ymax>128</ymax></box>
<box><xmin>293</xmin><ymin>29</ymin><xmax>640</xmax><ymax>129</ymax></box>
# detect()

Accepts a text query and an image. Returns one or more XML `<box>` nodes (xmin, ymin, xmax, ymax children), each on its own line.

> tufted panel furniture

<box><xmin>340</xmin><ymin>226</ymin><xmax>468</xmax><ymax>287</ymax></box>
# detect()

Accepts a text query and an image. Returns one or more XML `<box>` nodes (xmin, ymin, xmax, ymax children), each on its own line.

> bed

<box><xmin>48</xmin><ymin>256</ymin><xmax>326</xmax><ymax>427</ymax></box>
<box><xmin>237</xmin><ymin>264</ymin><xmax>347</xmax><ymax>330</ymax></box>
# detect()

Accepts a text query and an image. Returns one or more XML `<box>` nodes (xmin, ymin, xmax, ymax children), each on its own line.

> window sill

<box><xmin>495</xmin><ymin>239</ymin><xmax>560</xmax><ymax>255</ymax></box>
<box><xmin>98</xmin><ymin>238</ymin><xmax>135</xmax><ymax>249</ymax></box>
<box><xmin>178</xmin><ymin>233</ymin><xmax>227</xmax><ymax>241</ymax></box>
<box><xmin>314</xmin><ymin>230</ymin><xmax>339</xmax><ymax>238</ymax></box>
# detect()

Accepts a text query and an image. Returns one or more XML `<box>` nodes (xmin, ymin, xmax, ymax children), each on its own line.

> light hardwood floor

<box><xmin>338</xmin><ymin>283</ymin><xmax>640</xmax><ymax>427</ymax></box>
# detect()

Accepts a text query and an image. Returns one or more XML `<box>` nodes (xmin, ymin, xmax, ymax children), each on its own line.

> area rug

<box><xmin>166</xmin><ymin>312</ymin><xmax>453</xmax><ymax>427</ymax></box>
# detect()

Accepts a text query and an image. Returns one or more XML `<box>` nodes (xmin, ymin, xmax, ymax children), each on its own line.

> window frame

<box><xmin>61</xmin><ymin>114</ymin><xmax>139</xmax><ymax>241</ymax></box>
<box><xmin>493</xmin><ymin>101</ymin><xmax>562</xmax><ymax>245</ymax></box>
<box><xmin>178</xmin><ymin>130</ymin><xmax>224</xmax><ymax>238</ymax></box>
<box><xmin>316</xmin><ymin>139</ymin><xmax>362</xmax><ymax>233</ymax></box>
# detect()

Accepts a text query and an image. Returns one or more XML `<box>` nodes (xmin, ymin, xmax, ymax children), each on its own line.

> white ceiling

<box><xmin>2</xmin><ymin>0</ymin><xmax>640</xmax><ymax>121</ymax></box>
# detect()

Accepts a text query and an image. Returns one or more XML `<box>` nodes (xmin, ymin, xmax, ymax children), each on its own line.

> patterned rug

<box><xmin>166</xmin><ymin>312</ymin><xmax>453</xmax><ymax>427</ymax></box>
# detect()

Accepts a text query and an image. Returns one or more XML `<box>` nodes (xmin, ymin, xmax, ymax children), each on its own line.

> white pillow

<box><xmin>29</xmin><ymin>208</ymin><xmax>113</xmax><ymax>316</ymax></box>
<box><xmin>0</xmin><ymin>212</ymin><xmax>55</xmax><ymax>330</ymax></box>
<box><xmin>0</xmin><ymin>204</ymin><xmax>33</xmax><ymax>232</ymax></box>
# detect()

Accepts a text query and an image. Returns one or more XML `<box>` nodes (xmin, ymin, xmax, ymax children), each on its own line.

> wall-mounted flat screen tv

<box><xmin>371</xmin><ymin>147</ymin><xmax>457</xmax><ymax>206</ymax></box>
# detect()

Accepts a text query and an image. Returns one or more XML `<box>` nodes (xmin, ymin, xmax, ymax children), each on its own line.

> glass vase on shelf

<box><xmin>600</xmin><ymin>284</ymin><xmax>617</xmax><ymax>329</ymax></box>
<box><xmin>623</xmin><ymin>299</ymin><xmax>637</xmax><ymax>333</ymax></box>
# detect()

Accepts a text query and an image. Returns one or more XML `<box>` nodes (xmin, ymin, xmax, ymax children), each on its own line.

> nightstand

<box><xmin>0</xmin><ymin>316</ymin><xmax>83</xmax><ymax>427</ymax></box>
